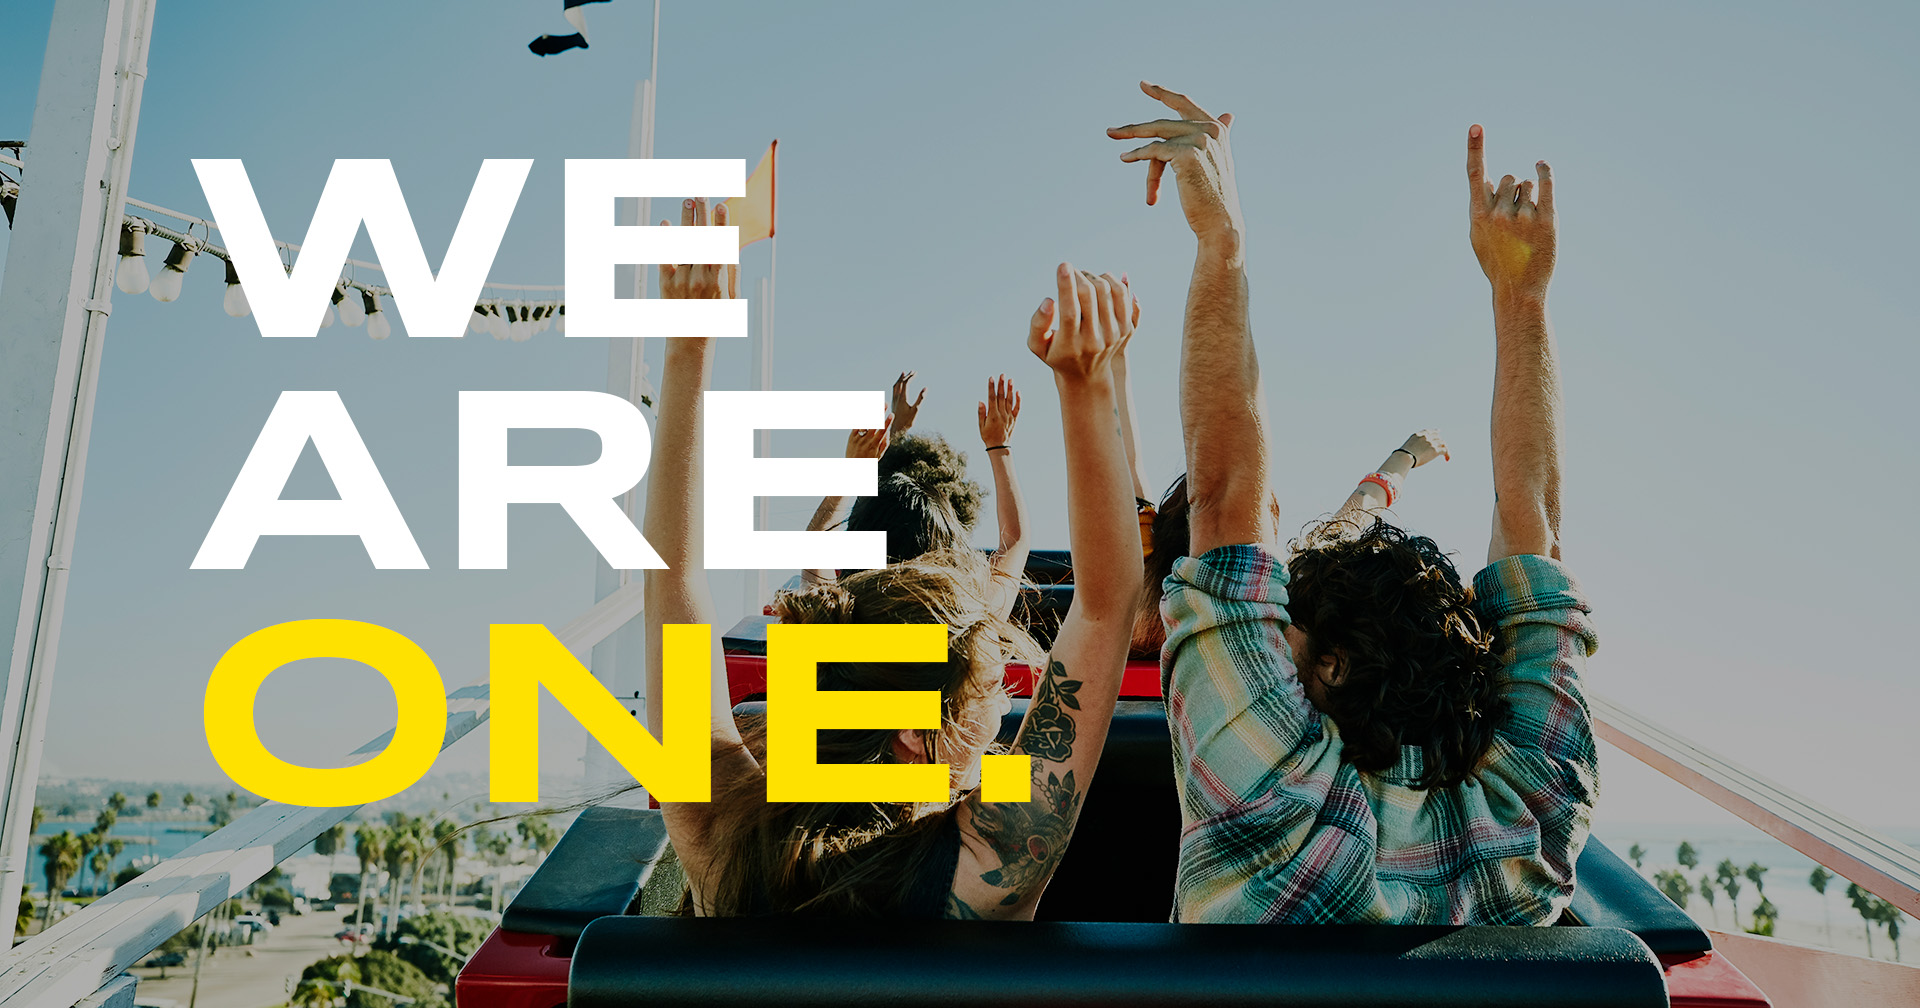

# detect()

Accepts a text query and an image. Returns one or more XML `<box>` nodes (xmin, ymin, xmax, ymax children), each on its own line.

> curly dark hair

<box><xmin>1284</xmin><ymin>519</ymin><xmax>1508</xmax><ymax>789</ymax></box>
<box><xmin>846</xmin><ymin>434</ymin><xmax>984</xmax><ymax>564</ymax></box>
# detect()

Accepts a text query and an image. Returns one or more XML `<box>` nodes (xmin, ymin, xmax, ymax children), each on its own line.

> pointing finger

<box><xmin>1467</xmin><ymin>125</ymin><xmax>1486</xmax><ymax>210</ymax></box>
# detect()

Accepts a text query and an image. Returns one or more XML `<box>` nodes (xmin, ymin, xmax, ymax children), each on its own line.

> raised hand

<box><xmin>977</xmin><ymin>375</ymin><xmax>1021</xmax><ymax>448</ymax></box>
<box><xmin>1399</xmin><ymin>429</ymin><xmax>1450</xmax><ymax>467</ymax></box>
<box><xmin>1028</xmin><ymin>265</ymin><xmax>1133</xmax><ymax>382</ymax></box>
<box><xmin>659</xmin><ymin>198</ymin><xmax>736</xmax><ymax>300</ymax></box>
<box><xmin>845</xmin><ymin>417</ymin><xmax>892</xmax><ymax>460</ymax></box>
<box><xmin>890</xmin><ymin>371</ymin><xmax>926</xmax><ymax>436</ymax></box>
<box><xmin>1108</xmin><ymin>82</ymin><xmax>1244</xmax><ymax>244</ymax></box>
<box><xmin>1467</xmin><ymin>125</ymin><xmax>1555</xmax><ymax>300</ymax></box>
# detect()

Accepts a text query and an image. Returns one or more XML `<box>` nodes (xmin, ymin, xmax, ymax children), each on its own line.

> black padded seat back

<box><xmin>995</xmin><ymin>700</ymin><xmax>1180</xmax><ymax>922</ymax></box>
<box><xmin>570</xmin><ymin>917</ymin><xmax>1667</xmax><ymax>1008</ymax></box>
<box><xmin>1569</xmin><ymin>837</ymin><xmax>1713</xmax><ymax>954</ymax></box>
<box><xmin>503</xmin><ymin>806</ymin><xmax>670</xmax><ymax>941</ymax></box>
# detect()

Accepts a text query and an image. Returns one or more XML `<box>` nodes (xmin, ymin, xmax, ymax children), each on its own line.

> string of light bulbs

<box><xmin>3</xmin><ymin>148</ymin><xmax>567</xmax><ymax>341</ymax></box>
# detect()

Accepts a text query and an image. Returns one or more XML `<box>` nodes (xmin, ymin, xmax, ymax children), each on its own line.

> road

<box><xmin>128</xmin><ymin>909</ymin><xmax>368</xmax><ymax>1008</ymax></box>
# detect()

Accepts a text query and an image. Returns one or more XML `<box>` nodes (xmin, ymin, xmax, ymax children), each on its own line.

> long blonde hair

<box><xmin>698</xmin><ymin>551</ymin><xmax>1045</xmax><ymax>917</ymax></box>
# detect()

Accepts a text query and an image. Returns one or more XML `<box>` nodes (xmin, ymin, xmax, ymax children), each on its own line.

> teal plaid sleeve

<box><xmin>1468</xmin><ymin>553</ymin><xmax>1601</xmax><ymax>914</ymax></box>
<box><xmin>1160</xmin><ymin>544</ymin><xmax>1369</xmax><ymax>923</ymax></box>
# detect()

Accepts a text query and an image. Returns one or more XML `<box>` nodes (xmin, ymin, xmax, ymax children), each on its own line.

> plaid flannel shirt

<box><xmin>1161</xmin><ymin>543</ymin><xmax>1599</xmax><ymax>924</ymax></box>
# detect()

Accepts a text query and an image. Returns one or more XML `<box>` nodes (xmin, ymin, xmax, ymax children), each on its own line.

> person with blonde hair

<box><xmin>642</xmin><ymin>196</ymin><xmax>1142</xmax><ymax>919</ymax></box>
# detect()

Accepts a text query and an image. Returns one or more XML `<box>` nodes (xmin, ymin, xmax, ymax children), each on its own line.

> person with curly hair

<box><xmin>800</xmin><ymin>378</ymin><xmax>1033</xmax><ymax>620</ymax></box>
<box><xmin>1111</xmin><ymin>83</ymin><xmax>1597</xmax><ymax>925</ymax></box>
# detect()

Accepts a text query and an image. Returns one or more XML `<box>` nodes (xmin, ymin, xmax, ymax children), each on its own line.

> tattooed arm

<box><xmin>947</xmin><ymin>266</ymin><xmax>1142</xmax><ymax>919</ymax></box>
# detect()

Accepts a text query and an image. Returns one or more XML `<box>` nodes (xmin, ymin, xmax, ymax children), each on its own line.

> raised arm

<box><xmin>950</xmin><ymin>266</ymin><xmax>1142</xmax><ymax>919</ymax></box>
<box><xmin>889</xmin><ymin>370</ymin><xmax>926</xmax><ymax>438</ymax></box>
<box><xmin>640</xmin><ymin>199</ymin><xmax>751</xmax><ymax>897</ymax></box>
<box><xmin>1111</xmin><ymin>83</ymin><xmax>1267</xmax><ymax>556</ymax></box>
<box><xmin>976</xmin><ymin>374</ymin><xmax>1030</xmax><ymax>617</ymax></box>
<box><xmin>800</xmin><ymin>422</ymin><xmax>891</xmax><ymax>585</ymax></box>
<box><xmin>1109</xmin><ymin>291</ymin><xmax>1152</xmax><ymax>503</ymax></box>
<box><xmin>1466</xmin><ymin>125</ymin><xmax>1562</xmax><ymax>562</ymax></box>
<box><xmin>1331</xmin><ymin>429</ymin><xmax>1450</xmax><ymax>523</ymax></box>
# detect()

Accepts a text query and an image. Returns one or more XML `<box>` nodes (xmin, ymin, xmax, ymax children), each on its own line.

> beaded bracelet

<box><xmin>1358</xmin><ymin>472</ymin><xmax>1399</xmax><ymax>507</ymax></box>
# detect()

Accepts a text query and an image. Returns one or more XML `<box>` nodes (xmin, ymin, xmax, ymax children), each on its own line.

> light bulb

<box><xmin>318</xmin><ymin>303</ymin><xmax>336</xmax><ymax>328</ymax></box>
<box><xmin>115</xmin><ymin>222</ymin><xmax>150</xmax><ymax>295</ymax></box>
<box><xmin>149</xmin><ymin>241</ymin><xmax>195</xmax><ymax>303</ymax></box>
<box><xmin>532</xmin><ymin>305</ymin><xmax>552</xmax><ymax>334</ymax></box>
<box><xmin>470</xmin><ymin>304</ymin><xmax>490</xmax><ymax>335</ymax></box>
<box><xmin>363</xmin><ymin>291</ymin><xmax>390</xmax><ymax>339</ymax></box>
<box><xmin>484</xmin><ymin>305</ymin><xmax>507</xmax><ymax>340</ymax></box>
<box><xmin>221</xmin><ymin>258</ymin><xmax>251</xmax><ymax>318</ymax></box>
<box><xmin>555</xmin><ymin>303</ymin><xmax>566</xmax><ymax>335</ymax></box>
<box><xmin>511</xmin><ymin>301</ymin><xmax>532</xmax><ymax>341</ymax></box>
<box><xmin>337</xmin><ymin>285</ymin><xmax>366</xmax><ymax>326</ymax></box>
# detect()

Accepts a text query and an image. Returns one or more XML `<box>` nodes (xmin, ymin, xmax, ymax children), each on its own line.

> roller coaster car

<box><xmin>456</xmin><ymin>553</ymin><xmax>1773</xmax><ymax>1008</ymax></box>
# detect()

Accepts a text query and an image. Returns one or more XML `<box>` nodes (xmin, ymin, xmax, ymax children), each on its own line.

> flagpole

<box><xmin>752</xmin><ymin>238</ymin><xmax>776</xmax><ymax>608</ymax></box>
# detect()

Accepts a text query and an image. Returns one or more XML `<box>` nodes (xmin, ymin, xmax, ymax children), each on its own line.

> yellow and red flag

<box><xmin>725</xmin><ymin>140</ymin><xmax>777</xmax><ymax>248</ymax></box>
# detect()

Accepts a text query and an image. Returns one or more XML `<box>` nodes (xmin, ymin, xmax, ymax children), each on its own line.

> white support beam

<box><xmin>1594</xmin><ymin>694</ymin><xmax>1920</xmax><ymax>919</ymax></box>
<box><xmin>0</xmin><ymin>0</ymin><xmax>157</xmax><ymax>938</ymax></box>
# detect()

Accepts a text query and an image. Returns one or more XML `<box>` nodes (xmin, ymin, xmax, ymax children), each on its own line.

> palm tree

<box><xmin>434</xmin><ymin>819</ymin><xmax>460</xmax><ymax>905</ymax></box>
<box><xmin>1809</xmin><ymin>867</ymin><xmax>1834</xmax><ymax>945</ymax></box>
<box><xmin>1744</xmin><ymin>862</ymin><xmax>1768</xmax><ymax>898</ymax></box>
<box><xmin>108</xmin><ymin>792</ymin><xmax>128</xmax><ymax>815</ymax></box>
<box><xmin>1847</xmin><ymin>883</ymin><xmax>1876</xmax><ymax>957</ymax></box>
<box><xmin>1653</xmin><ymin>870</ymin><xmax>1692</xmax><ymax>909</ymax></box>
<box><xmin>354</xmin><ymin>824</ymin><xmax>383</xmax><ymax>926</ymax></box>
<box><xmin>1716</xmin><ymin>859</ymin><xmax>1743</xmax><ymax>923</ymax></box>
<box><xmin>181</xmin><ymin>792</ymin><xmax>195</xmax><ymax>809</ymax></box>
<box><xmin>1749</xmin><ymin>896</ymin><xmax>1778</xmax><ymax>936</ymax></box>
<box><xmin>145</xmin><ymin>791</ymin><xmax>161</xmax><ymax>811</ymax></box>
<box><xmin>1863</xmin><ymin>898</ymin><xmax>1903</xmax><ymax>962</ymax></box>
<box><xmin>87</xmin><ymin>848</ymin><xmax>110</xmax><ymax>897</ymax></box>
<box><xmin>1627</xmin><ymin>844</ymin><xmax>1646</xmax><ymax>871</ymax></box>
<box><xmin>74</xmin><ymin>832</ymin><xmax>99</xmax><ymax>896</ymax></box>
<box><xmin>1676</xmin><ymin>841</ymin><xmax>1698</xmax><ymax>872</ymax></box>
<box><xmin>38</xmin><ymin>832</ymin><xmax>81</xmax><ymax>927</ymax></box>
<box><xmin>315</xmin><ymin>823</ymin><xmax>347</xmax><ymax>884</ymax></box>
<box><xmin>1698</xmin><ymin>875</ymin><xmax>1718</xmax><ymax>925</ymax></box>
<box><xmin>382</xmin><ymin>819</ymin><xmax>416</xmax><ymax>938</ymax></box>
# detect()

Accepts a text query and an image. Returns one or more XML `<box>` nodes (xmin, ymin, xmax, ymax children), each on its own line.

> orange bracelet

<box><xmin>1358</xmin><ymin>472</ymin><xmax>1398</xmax><ymax>507</ymax></box>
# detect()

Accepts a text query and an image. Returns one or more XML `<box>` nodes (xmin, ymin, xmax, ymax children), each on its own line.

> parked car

<box><xmin>140</xmin><ymin>952</ymin><xmax>185</xmax><ymax>969</ymax></box>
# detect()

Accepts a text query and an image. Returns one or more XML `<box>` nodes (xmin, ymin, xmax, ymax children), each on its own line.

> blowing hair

<box><xmin>698</xmin><ymin>551</ymin><xmax>1045</xmax><ymax>917</ymax></box>
<box><xmin>846</xmin><ymin>435</ymin><xmax>985</xmax><ymax>565</ymax></box>
<box><xmin>1285</xmin><ymin>519</ymin><xmax>1508</xmax><ymax>789</ymax></box>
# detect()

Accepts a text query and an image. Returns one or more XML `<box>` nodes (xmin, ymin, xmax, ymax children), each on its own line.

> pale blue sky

<box><xmin>2</xmin><ymin>1</ymin><xmax>1915</xmax><ymax>827</ymax></box>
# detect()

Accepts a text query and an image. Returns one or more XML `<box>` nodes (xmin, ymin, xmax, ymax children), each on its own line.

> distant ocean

<box><xmin>31</xmin><ymin>817</ymin><xmax>218</xmax><ymax>892</ymax></box>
